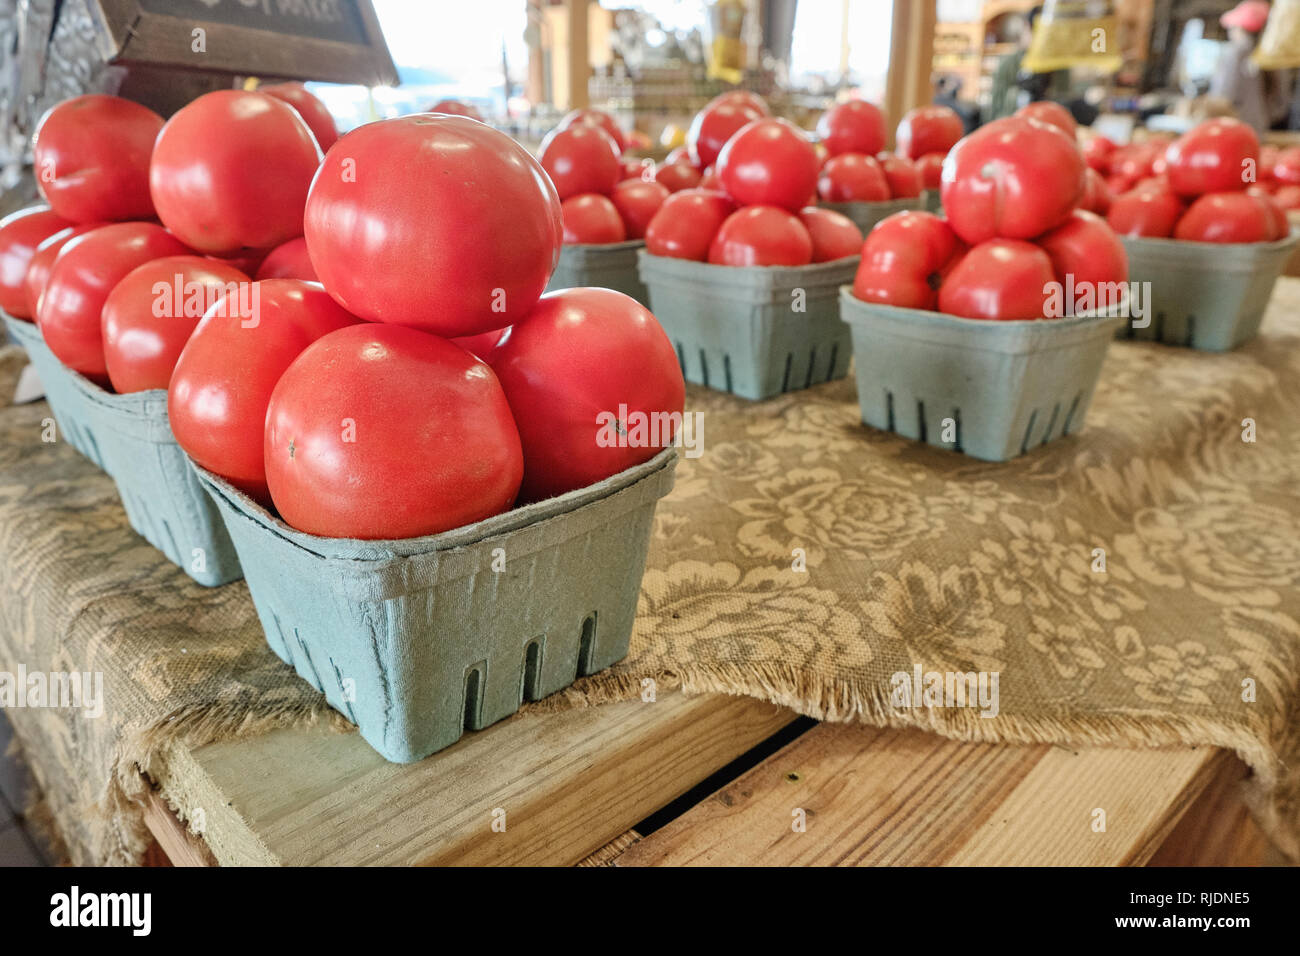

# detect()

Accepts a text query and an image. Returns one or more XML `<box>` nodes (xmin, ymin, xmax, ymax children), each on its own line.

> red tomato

<box><xmin>1083</xmin><ymin>135</ymin><xmax>1117</xmax><ymax>172</ymax></box>
<box><xmin>717</xmin><ymin>118</ymin><xmax>819</xmax><ymax>212</ymax></box>
<box><xmin>1260</xmin><ymin>144</ymin><xmax>1281</xmax><ymax>182</ymax></box>
<box><xmin>619</xmin><ymin>156</ymin><xmax>647</xmax><ymax>182</ymax></box>
<box><xmin>561</xmin><ymin>194</ymin><xmax>627</xmax><ymax>244</ymax></box>
<box><xmin>540</xmin><ymin>124</ymin><xmax>621</xmax><ymax>200</ymax></box>
<box><xmin>817</xmin><ymin>100</ymin><xmax>886</xmax><ymax>157</ymax></box>
<box><xmin>797</xmin><ymin>207</ymin><xmax>863</xmax><ymax>262</ymax></box>
<box><xmin>1106</xmin><ymin>186</ymin><xmax>1185</xmax><ymax>238</ymax></box>
<box><xmin>686</xmin><ymin>100</ymin><xmax>765</xmax><ymax>170</ymax></box>
<box><xmin>1036</xmin><ymin>210</ymin><xmax>1129</xmax><ymax>291</ymax></box>
<box><xmin>878</xmin><ymin>154</ymin><xmax>923</xmax><ymax>199</ymax></box>
<box><xmin>1174</xmin><ymin>192</ymin><xmax>1278</xmax><ymax>242</ymax></box>
<box><xmin>39</xmin><ymin>223</ymin><xmax>190</xmax><ymax>385</ymax></box>
<box><xmin>1016</xmin><ymin>101</ymin><xmax>1077</xmax><ymax>138</ymax></box>
<box><xmin>306</xmin><ymin>115</ymin><xmax>561</xmax><ymax>336</ymax></box>
<box><xmin>557</xmin><ymin>108</ymin><xmax>626</xmax><ymax>153</ymax></box>
<box><xmin>1272</xmin><ymin>184</ymin><xmax>1300</xmax><ymax>210</ymax></box>
<box><xmin>610</xmin><ymin>180</ymin><xmax>669</xmax><ymax>239</ymax></box>
<box><xmin>264</xmin><ymin>323</ymin><xmax>522</xmax><ymax>538</ymax></box>
<box><xmin>817</xmin><ymin>153</ymin><xmax>890</xmax><ymax>202</ymax></box>
<box><xmin>101</xmin><ymin>256</ymin><xmax>249</xmax><ymax>393</ymax></box>
<box><xmin>428</xmin><ymin>99</ymin><xmax>484</xmax><ymax>122</ymax></box>
<box><xmin>1261</xmin><ymin>193</ymin><xmax>1290</xmax><ymax>238</ymax></box>
<box><xmin>1080</xmin><ymin>167</ymin><xmax>1113</xmax><ymax>215</ymax></box>
<box><xmin>915</xmin><ymin>152</ymin><xmax>945</xmax><ymax>190</ymax></box>
<box><xmin>1273</xmin><ymin>146</ymin><xmax>1300</xmax><ymax>185</ymax></box>
<box><xmin>664</xmin><ymin>146</ymin><xmax>695</xmax><ymax>168</ymax></box>
<box><xmin>700</xmin><ymin>165</ymin><xmax>722</xmax><ymax>190</ymax></box>
<box><xmin>33</xmin><ymin>95</ymin><xmax>162</xmax><ymax>224</ymax></box>
<box><xmin>938</xmin><ymin>239</ymin><xmax>1056</xmax><ymax>321</ymax></box>
<box><xmin>168</xmin><ymin>279</ymin><xmax>363</xmax><ymax>502</ymax></box>
<box><xmin>708</xmin><ymin>206</ymin><xmax>812</xmax><ymax>266</ymax></box>
<box><xmin>644</xmin><ymin>189</ymin><xmax>735</xmax><ymax>261</ymax></box>
<box><xmin>451</xmin><ymin>327</ymin><xmax>508</xmax><ymax>362</ymax></box>
<box><xmin>1165</xmin><ymin>118</ymin><xmax>1258</xmax><ymax>198</ymax></box>
<box><xmin>490</xmin><ymin>288</ymin><xmax>684</xmax><ymax>502</ymax></box>
<box><xmin>851</xmin><ymin>211</ymin><xmax>961</xmax><ymax>310</ymax></box>
<box><xmin>150</xmin><ymin>91</ymin><xmax>321</xmax><ymax>255</ymax></box>
<box><xmin>655</xmin><ymin>160</ymin><xmax>703</xmax><ymax>193</ymax></box>
<box><xmin>259</xmin><ymin>82</ymin><xmax>339</xmax><ymax>151</ymax></box>
<box><xmin>24</xmin><ymin>224</ymin><xmax>99</xmax><ymax>319</ymax></box>
<box><xmin>895</xmin><ymin>105</ymin><xmax>963</xmax><ymax>161</ymax></box>
<box><xmin>940</xmin><ymin>116</ymin><xmax>1085</xmax><ymax>244</ymax></box>
<box><xmin>0</xmin><ymin>206</ymin><xmax>73</xmax><ymax>318</ymax></box>
<box><xmin>206</xmin><ymin>249</ymin><xmax>268</xmax><ymax>276</ymax></box>
<box><xmin>707</xmin><ymin>90</ymin><xmax>770</xmax><ymax>116</ymax></box>
<box><xmin>255</xmin><ymin>237</ymin><xmax>317</xmax><ymax>281</ymax></box>
<box><xmin>1109</xmin><ymin>142</ymin><xmax>1161</xmax><ymax>181</ymax></box>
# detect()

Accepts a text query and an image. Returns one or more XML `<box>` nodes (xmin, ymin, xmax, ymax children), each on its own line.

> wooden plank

<box><xmin>885</xmin><ymin>0</ymin><xmax>938</xmax><ymax>146</ymax></box>
<box><xmin>151</xmin><ymin>690</ymin><xmax>794</xmax><ymax>866</ymax></box>
<box><xmin>578</xmin><ymin>829</ymin><xmax>640</xmax><ymax>867</ymax></box>
<box><xmin>1146</xmin><ymin>754</ymin><xmax>1279</xmax><ymax>866</ymax></box>
<box><xmin>614</xmin><ymin>723</ymin><xmax>1230</xmax><ymax>867</ymax></box>
<box><xmin>140</xmin><ymin>789</ymin><xmax>219</xmax><ymax>867</ymax></box>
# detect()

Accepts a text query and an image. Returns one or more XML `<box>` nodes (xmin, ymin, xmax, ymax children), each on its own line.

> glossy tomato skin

<box><xmin>255</xmin><ymin>237</ymin><xmax>317</xmax><ymax>281</ymax></box>
<box><xmin>558</xmin><ymin>108</ymin><xmax>626</xmax><ymax>153</ymax></box>
<box><xmin>1272</xmin><ymin>184</ymin><xmax>1300</xmax><ymax>210</ymax></box>
<box><xmin>260</xmin><ymin>82</ymin><xmax>339</xmax><ymax>151</ymax></box>
<box><xmin>852</xmin><ymin>211</ymin><xmax>961</xmax><ymax>310</ymax></box>
<box><xmin>429</xmin><ymin>99</ymin><xmax>484</xmax><ymax>122</ymax></box>
<box><xmin>1274</xmin><ymin>146</ymin><xmax>1300</xmax><ymax>185</ymax></box>
<box><xmin>915</xmin><ymin>153</ymin><xmax>945</xmax><ymax>189</ymax></box>
<box><xmin>39</xmin><ymin>222</ymin><xmax>190</xmax><ymax>385</ymax></box>
<box><xmin>101</xmin><ymin>256</ymin><xmax>249</xmax><ymax>393</ymax></box>
<box><xmin>265</xmin><ymin>323</ymin><xmax>523</xmax><ymax>539</ymax></box>
<box><xmin>1016</xmin><ymin>101</ymin><xmax>1077</xmax><ymax>138</ymax></box>
<box><xmin>1084</xmin><ymin>135</ymin><xmax>1117</xmax><ymax>172</ymax></box>
<box><xmin>1036</xmin><ymin>210</ymin><xmax>1129</xmax><ymax>289</ymax></box>
<box><xmin>655</xmin><ymin>161</ymin><xmax>703</xmax><ymax>193</ymax></box>
<box><xmin>305</xmin><ymin>115</ymin><xmax>562</xmax><ymax>336</ymax></box>
<box><xmin>490</xmin><ymin>288</ymin><xmax>684</xmax><ymax>502</ymax></box>
<box><xmin>1106</xmin><ymin>186</ymin><xmax>1185</xmax><ymax>237</ymax></box>
<box><xmin>451</xmin><ymin>327</ymin><xmax>508</xmax><ymax>362</ymax></box>
<box><xmin>941</xmin><ymin>116</ymin><xmax>1085</xmax><ymax>244</ymax></box>
<box><xmin>168</xmin><ymin>279</ymin><xmax>363</xmax><ymax>503</ymax></box>
<box><xmin>687</xmin><ymin>100</ymin><xmax>764</xmax><ymax>170</ymax></box>
<box><xmin>33</xmin><ymin>95</ymin><xmax>163</xmax><ymax>223</ymax></box>
<box><xmin>707</xmin><ymin>90</ymin><xmax>769</xmax><ymax>116</ymax></box>
<box><xmin>610</xmin><ymin>180</ymin><xmax>670</xmax><ymax>239</ymax></box>
<box><xmin>150</xmin><ymin>91</ymin><xmax>322</xmax><ymax>255</ymax></box>
<box><xmin>561</xmin><ymin>194</ymin><xmax>626</xmax><ymax>244</ymax></box>
<box><xmin>1165</xmin><ymin>118</ymin><xmax>1258</xmax><ymax>198</ymax></box>
<box><xmin>0</xmin><ymin>206</ymin><xmax>73</xmax><ymax>318</ymax></box>
<box><xmin>708</xmin><ymin>206</ymin><xmax>812</xmax><ymax>267</ymax></box>
<box><xmin>1173</xmin><ymin>192</ymin><xmax>1280</xmax><ymax>243</ymax></box>
<box><xmin>797</xmin><ymin>207</ymin><xmax>863</xmax><ymax>262</ymax></box>
<box><xmin>717</xmin><ymin>118</ymin><xmax>819</xmax><ymax>212</ymax></box>
<box><xmin>817</xmin><ymin>100</ymin><xmax>886</xmax><ymax>158</ymax></box>
<box><xmin>878</xmin><ymin>155</ymin><xmax>923</xmax><ymax>199</ymax></box>
<box><xmin>540</xmin><ymin>124</ymin><xmax>621</xmax><ymax>200</ymax></box>
<box><xmin>644</xmin><ymin>189</ymin><xmax>735</xmax><ymax>261</ymax></box>
<box><xmin>896</xmin><ymin>105</ymin><xmax>963</xmax><ymax>161</ymax></box>
<box><xmin>938</xmin><ymin>239</ymin><xmax>1056</xmax><ymax>321</ymax></box>
<box><xmin>1080</xmin><ymin>168</ymin><xmax>1113</xmax><ymax>215</ymax></box>
<box><xmin>818</xmin><ymin>153</ymin><xmax>890</xmax><ymax>202</ymax></box>
<box><xmin>24</xmin><ymin>224</ymin><xmax>99</xmax><ymax>319</ymax></box>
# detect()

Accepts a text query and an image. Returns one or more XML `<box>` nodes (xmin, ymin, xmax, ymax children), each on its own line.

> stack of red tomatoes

<box><xmin>642</xmin><ymin>99</ymin><xmax>863</xmax><ymax>267</ymax></box>
<box><xmin>894</xmin><ymin>104</ymin><xmax>965</xmax><ymax>194</ymax></box>
<box><xmin>540</xmin><ymin>108</ymin><xmax>672</xmax><ymax>245</ymax></box>
<box><xmin>852</xmin><ymin>112</ymin><xmax>1129</xmax><ymax>321</ymax></box>
<box><xmin>3</xmin><ymin>91</ymin><xmax>685</xmax><ymax>541</ymax></box>
<box><xmin>1105</xmin><ymin>118</ymin><xmax>1289</xmax><ymax>243</ymax></box>
<box><xmin>1259</xmin><ymin>144</ymin><xmax>1300</xmax><ymax>210</ymax></box>
<box><xmin>816</xmin><ymin>99</ymin><xmax>924</xmax><ymax>204</ymax></box>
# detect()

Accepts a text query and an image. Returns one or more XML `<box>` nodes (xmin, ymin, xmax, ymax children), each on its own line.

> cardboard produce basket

<box><xmin>819</xmin><ymin>196</ymin><xmax>923</xmax><ymax>235</ymax></box>
<box><xmin>922</xmin><ymin>189</ymin><xmax>942</xmax><ymax>215</ymax></box>
<box><xmin>545</xmin><ymin>239</ymin><xmax>649</xmax><ymax>306</ymax></box>
<box><xmin>1118</xmin><ymin>231</ymin><xmax>1298</xmax><ymax>350</ymax></box>
<box><xmin>840</xmin><ymin>289</ymin><xmax>1124</xmax><ymax>461</ymax></box>
<box><xmin>195</xmin><ymin>448</ymin><xmax>678</xmax><ymax>763</ymax></box>
<box><xmin>2</xmin><ymin>313</ymin><xmax>241</xmax><ymax>587</ymax></box>
<box><xmin>638</xmin><ymin>250</ymin><xmax>857</xmax><ymax>401</ymax></box>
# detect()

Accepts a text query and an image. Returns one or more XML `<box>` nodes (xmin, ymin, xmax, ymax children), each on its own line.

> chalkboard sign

<box><xmin>89</xmin><ymin>0</ymin><xmax>398</xmax><ymax>86</ymax></box>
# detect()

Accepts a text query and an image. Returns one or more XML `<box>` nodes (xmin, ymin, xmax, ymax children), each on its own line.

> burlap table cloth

<box><xmin>1</xmin><ymin>283</ymin><xmax>1298</xmax><ymax>866</ymax></box>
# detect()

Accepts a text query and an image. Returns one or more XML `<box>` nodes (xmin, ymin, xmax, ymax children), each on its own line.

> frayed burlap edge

<box><xmin>542</xmin><ymin>661</ymin><xmax>1299</xmax><ymax>862</ymax></box>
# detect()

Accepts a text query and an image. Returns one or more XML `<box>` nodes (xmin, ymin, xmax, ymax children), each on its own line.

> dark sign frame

<box><xmin>88</xmin><ymin>0</ymin><xmax>399</xmax><ymax>86</ymax></box>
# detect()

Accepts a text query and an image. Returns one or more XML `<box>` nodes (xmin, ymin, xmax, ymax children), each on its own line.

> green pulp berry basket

<box><xmin>818</xmin><ymin>196</ymin><xmax>924</xmax><ymax>235</ymax></box>
<box><xmin>545</xmin><ymin>239</ymin><xmax>649</xmax><ymax>306</ymax></box>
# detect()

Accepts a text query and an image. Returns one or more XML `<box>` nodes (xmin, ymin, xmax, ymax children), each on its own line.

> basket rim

<box><xmin>1119</xmin><ymin>226</ymin><xmax>1300</xmax><ymax>253</ymax></box>
<box><xmin>837</xmin><ymin>285</ymin><xmax>1129</xmax><ymax>329</ymax></box>
<box><xmin>193</xmin><ymin>446</ymin><xmax>678</xmax><ymax>561</ymax></box>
